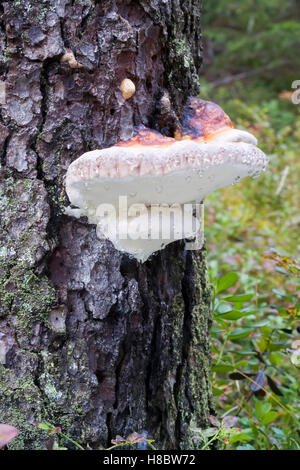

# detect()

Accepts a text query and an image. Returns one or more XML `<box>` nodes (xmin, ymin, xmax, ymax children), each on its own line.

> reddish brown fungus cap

<box><xmin>178</xmin><ymin>97</ymin><xmax>234</xmax><ymax>141</ymax></box>
<box><xmin>116</xmin><ymin>125</ymin><xmax>175</xmax><ymax>148</ymax></box>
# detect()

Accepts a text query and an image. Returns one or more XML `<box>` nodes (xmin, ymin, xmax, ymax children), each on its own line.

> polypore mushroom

<box><xmin>177</xmin><ymin>97</ymin><xmax>258</xmax><ymax>145</ymax></box>
<box><xmin>65</xmin><ymin>98</ymin><xmax>268</xmax><ymax>262</ymax></box>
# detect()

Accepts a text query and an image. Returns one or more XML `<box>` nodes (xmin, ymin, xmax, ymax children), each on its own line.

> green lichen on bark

<box><xmin>168</xmin><ymin>38</ymin><xmax>197</xmax><ymax>92</ymax></box>
<box><xmin>0</xmin><ymin>360</ymin><xmax>46</xmax><ymax>449</ymax></box>
<box><xmin>0</xmin><ymin>176</ymin><xmax>56</xmax><ymax>331</ymax></box>
<box><xmin>0</xmin><ymin>0</ymin><xmax>212</xmax><ymax>450</ymax></box>
<box><xmin>174</xmin><ymin>250</ymin><xmax>214</xmax><ymax>450</ymax></box>
<box><xmin>183</xmin><ymin>254</ymin><xmax>214</xmax><ymax>449</ymax></box>
<box><xmin>0</xmin><ymin>176</ymin><xmax>57</xmax><ymax>449</ymax></box>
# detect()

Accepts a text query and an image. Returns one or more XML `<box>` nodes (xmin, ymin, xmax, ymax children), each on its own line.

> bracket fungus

<box><xmin>65</xmin><ymin>98</ymin><xmax>268</xmax><ymax>262</ymax></box>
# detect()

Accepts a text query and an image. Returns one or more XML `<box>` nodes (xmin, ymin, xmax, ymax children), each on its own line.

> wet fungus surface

<box><xmin>65</xmin><ymin>98</ymin><xmax>268</xmax><ymax>261</ymax></box>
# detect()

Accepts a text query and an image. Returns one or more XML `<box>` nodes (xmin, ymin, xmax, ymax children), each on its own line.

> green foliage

<box><xmin>204</xmin><ymin>90</ymin><xmax>299</xmax><ymax>447</ymax></box>
<box><xmin>192</xmin><ymin>414</ymin><xmax>242</xmax><ymax>450</ymax></box>
<box><xmin>32</xmin><ymin>422</ymin><xmax>156</xmax><ymax>451</ymax></box>
<box><xmin>203</xmin><ymin>0</ymin><xmax>300</xmax><ymax>90</ymax></box>
<box><xmin>201</xmin><ymin>3</ymin><xmax>300</xmax><ymax>445</ymax></box>
<box><xmin>33</xmin><ymin>421</ymin><xmax>84</xmax><ymax>450</ymax></box>
<box><xmin>209</xmin><ymin>268</ymin><xmax>299</xmax><ymax>450</ymax></box>
<box><xmin>106</xmin><ymin>433</ymin><xmax>156</xmax><ymax>451</ymax></box>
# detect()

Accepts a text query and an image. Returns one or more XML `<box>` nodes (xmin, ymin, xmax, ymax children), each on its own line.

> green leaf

<box><xmin>211</xmin><ymin>364</ymin><xmax>235</xmax><ymax>373</ymax></box>
<box><xmin>254</xmin><ymin>401</ymin><xmax>272</xmax><ymax>421</ymax></box>
<box><xmin>212</xmin><ymin>386</ymin><xmax>224</xmax><ymax>397</ymax></box>
<box><xmin>268</xmin><ymin>341</ymin><xmax>287</xmax><ymax>351</ymax></box>
<box><xmin>216</xmin><ymin>272</ymin><xmax>239</xmax><ymax>294</ymax></box>
<box><xmin>249</xmin><ymin>320</ymin><xmax>270</xmax><ymax>327</ymax></box>
<box><xmin>229</xmin><ymin>432</ymin><xmax>252</xmax><ymax>444</ymax></box>
<box><xmin>210</xmin><ymin>325</ymin><xmax>226</xmax><ymax>334</ymax></box>
<box><xmin>269</xmin><ymin>352</ymin><xmax>282</xmax><ymax>366</ymax></box>
<box><xmin>233</xmin><ymin>360</ymin><xmax>249</xmax><ymax>368</ymax></box>
<box><xmin>261</xmin><ymin>326</ymin><xmax>272</xmax><ymax>335</ymax></box>
<box><xmin>224</xmin><ymin>294</ymin><xmax>254</xmax><ymax>302</ymax></box>
<box><xmin>214</xmin><ymin>317</ymin><xmax>230</xmax><ymax>328</ymax></box>
<box><xmin>228</xmin><ymin>349</ymin><xmax>256</xmax><ymax>356</ymax></box>
<box><xmin>217</xmin><ymin>310</ymin><xmax>253</xmax><ymax>320</ymax></box>
<box><xmin>260</xmin><ymin>411</ymin><xmax>278</xmax><ymax>426</ymax></box>
<box><xmin>217</xmin><ymin>303</ymin><xmax>233</xmax><ymax>314</ymax></box>
<box><xmin>228</xmin><ymin>328</ymin><xmax>254</xmax><ymax>340</ymax></box>
<box><xmin>36</xmin><ymin>422</ymin><xmax>53</xmax><ymax>431</ymax></box>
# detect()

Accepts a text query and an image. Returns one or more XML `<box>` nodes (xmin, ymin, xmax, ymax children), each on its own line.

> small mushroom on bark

<box><xmin>60</xmin><ymin>48</ymin><xmax>83</xmax><ymax>69</ymax></box>
<box><xmin>65</xmin><ymin>98</ymin><xmax>268</xmax><ymax>262</ymax></box>
<box><xmin>120</xmin><ymin>78</ymin><xmax>136</xmax><ymax>100</ymax></box>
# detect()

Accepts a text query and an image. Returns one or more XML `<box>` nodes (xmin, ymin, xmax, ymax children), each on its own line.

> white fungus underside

<box><xmin>67</xmin><ymin>141</ymin><xmax>267</xmax><ymax>210</ymax></box>
<box><xmin>96</xmin><ymin>206</ymin><xmax>200</xmax><ymax>262</ymax></box>
<box><xmin>70</xmin><ymin>162</ymin><xmax>258</xmax><ymax>210</ymax></box>
<box><xmin>65</xmin><ymin>136</ymin><xmax>268</xmax><ymax>261</ymax></box>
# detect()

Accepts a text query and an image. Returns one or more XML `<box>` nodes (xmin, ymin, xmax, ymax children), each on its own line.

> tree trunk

<box><xmin>0</xmin><ymin>0</ymin><xmax>214</xmax><ymax>450</ymax></box>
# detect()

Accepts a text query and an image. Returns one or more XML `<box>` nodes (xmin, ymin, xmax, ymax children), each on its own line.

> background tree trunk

<box><xmin>0</xmin><ymin>0</ymin><xmax>214</xmax><ymax>450</ymax></box>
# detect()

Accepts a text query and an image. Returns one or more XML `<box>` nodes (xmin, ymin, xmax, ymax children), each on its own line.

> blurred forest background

<box><xmin>200</xmin><ymin>0</ymin><xmax>300</xmax><ymax>450</ymax></box>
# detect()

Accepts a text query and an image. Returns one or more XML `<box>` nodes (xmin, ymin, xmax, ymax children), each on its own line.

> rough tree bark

<box><xmin>0</xmin><ymin>0</ymin><xmax>214</xmax><ymax>450</ymax></box>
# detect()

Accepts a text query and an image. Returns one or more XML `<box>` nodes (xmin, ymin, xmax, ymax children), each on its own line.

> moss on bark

<box><xmin>0</xmin><ymin>0</ymin><xmax>213</xmax><ymax>450</ymax></box>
